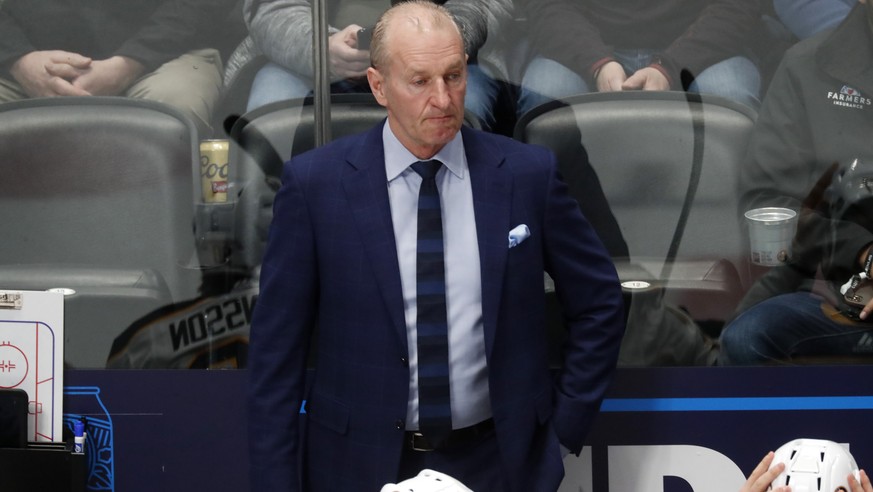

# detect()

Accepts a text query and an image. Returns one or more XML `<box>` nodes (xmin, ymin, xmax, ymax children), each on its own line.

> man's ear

<box><xmin>367</xmin><ymin>67</ymin><xmax>388</xmax><ymax>107</ymax></box>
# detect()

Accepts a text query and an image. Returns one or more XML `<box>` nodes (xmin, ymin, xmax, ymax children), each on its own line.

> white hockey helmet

<box><xmin>769</xmin><ymin>438</ymin><xmax>860</xmax><ymax>492</ymax></box>
<box><xmin>380</xmin><ymin>469</ymin><xmax>473</xmax><ymax>492</ymax></box>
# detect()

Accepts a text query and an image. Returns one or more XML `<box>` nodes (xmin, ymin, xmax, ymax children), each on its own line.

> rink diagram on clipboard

<box><xmin>0</xmin><ymin>291</ymin><xmax>63</xmax><ymax>443</ymax></box>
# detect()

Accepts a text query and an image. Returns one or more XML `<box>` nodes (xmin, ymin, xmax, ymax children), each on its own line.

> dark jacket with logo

<box><xmin>737</xmin><ymin>3</ymin><xmax>873</xmax><ymax>308</ymax></box>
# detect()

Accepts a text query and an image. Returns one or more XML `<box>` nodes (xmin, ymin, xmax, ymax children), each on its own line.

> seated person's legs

<box><xmin>0</xmin><ymin>77</ymin><xmax>28</xmax><ymax>103</ymax></box>
<box><xmin>126</xmin><ymin>48</ymin><xmax>224</xmax><ymax>137</ymax></box>
<box><xmin>246</xmin><ymin>62</ymin><xmax>314</xmax><ymax>112</ymax></box>
<box><xmin>719</xmin><ymin>291</ymin><xmax>873</xmax><ymax>364</ymax></box>
<box><xmin>517</xmin><ymin>56</ymin><xmax>589</xmax><ymax>119</ymax></box>
<box><xmin>613</xmin><ymin>48</ymin><xmax>654</xmax><ymax>73</ymax></box>
<box><xmin>464</xmin><ymin>63</ymin><xmax>501</xmax><ymax>131</ymax></box>
<box><xmin>246</xmin><ymin>60</ymin><xmax>500</xmax><ymax>131</ymax></box>
<box><xmin>688</xmin><ymin>56</ymin><xmax>761</xmax><ymax>110</ymax></box>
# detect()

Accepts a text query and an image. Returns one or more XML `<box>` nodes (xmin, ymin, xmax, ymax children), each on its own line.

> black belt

<box><xmin>404</xmin><ymin>418</ymin><xmax>495</xmax><ymax>452</ymax></box>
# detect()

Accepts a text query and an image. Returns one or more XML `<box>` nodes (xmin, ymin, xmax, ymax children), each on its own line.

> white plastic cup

<box><xmin>744</xmin><ymin>207</ymin><xmax>798</xmax><ymax>266</ymax></box>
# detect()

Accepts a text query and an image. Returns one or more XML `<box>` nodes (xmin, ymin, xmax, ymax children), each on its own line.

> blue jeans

<box><xmin>773</xmin><ymin>0</ymin><xmax>854</xmax><ymax>39</ymax></box>
<box><xmin>247</xmin><ymin>61</ymin><xmax>501</xmax><ymax>131</ymax></box>
<box><xmin>718</xmin><ymin>292</ymin><xmax>873</xmax><ymax>365</ymax></box>
<box><xmin>517</xmin><ymin>50</ymin><xmax>761</xmax><ymax>118</ymax></box>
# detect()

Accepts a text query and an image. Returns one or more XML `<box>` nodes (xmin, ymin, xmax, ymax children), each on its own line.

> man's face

<box><xmin>367</xmin><ymin>21</ymin><xmax>467</xmax><ymax>160</ymax></box>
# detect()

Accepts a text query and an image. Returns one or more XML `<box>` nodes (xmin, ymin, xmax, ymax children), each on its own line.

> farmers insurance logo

<box><xmin>828</xmin><ymin>85</ymin><xmax>872</xmax><ymax>109</ymax></box>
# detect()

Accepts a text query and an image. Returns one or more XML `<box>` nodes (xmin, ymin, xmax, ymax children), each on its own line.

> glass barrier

<box><xmin>2</xmin><ymin>0</ymin><xmax>870</xmax><ymax>368</ymax></box>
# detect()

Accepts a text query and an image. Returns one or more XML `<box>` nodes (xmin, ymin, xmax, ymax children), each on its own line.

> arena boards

<box><xmin>64</xmin><ymin>365</ymin><xmax>873</xmax><ymax>492</ymax></box>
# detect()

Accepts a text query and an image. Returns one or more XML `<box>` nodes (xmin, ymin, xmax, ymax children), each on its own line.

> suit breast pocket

<box><xmin>505</xmin><ymin>230</ymin><xmax>544</xmax><ymax>289</ymax></box>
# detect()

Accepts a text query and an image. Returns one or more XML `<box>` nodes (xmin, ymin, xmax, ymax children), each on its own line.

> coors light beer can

<box><xmin>199</xmin><ymin>139</ymin><xmax>229</xmax><ymax>203</ymax></box>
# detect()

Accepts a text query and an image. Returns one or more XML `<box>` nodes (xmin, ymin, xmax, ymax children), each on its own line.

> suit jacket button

<box><xmin>400</xmin><ymin>357</ymin><xmax>408</xmax><ymax>367</ymax></box>
<box><xmin>395</xmin><ymin>419</ymin><xmax>405</xmax><ymax>430</ymax></box>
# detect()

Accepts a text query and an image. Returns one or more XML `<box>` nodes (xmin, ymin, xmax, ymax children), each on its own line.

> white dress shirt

<box><xmin>382</xmin><ymin>122</ymin><xmax>492</xmax><ymax>430</ymax></box>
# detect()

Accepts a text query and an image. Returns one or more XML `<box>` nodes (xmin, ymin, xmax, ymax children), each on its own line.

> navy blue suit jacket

<box><xmin>248</xmin><ymin>122</ymin><xmax>624</xmax><ymax>491</ymax></box>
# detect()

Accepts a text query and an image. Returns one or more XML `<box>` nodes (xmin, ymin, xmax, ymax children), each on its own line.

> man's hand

<box><xmin>71</xmin><ymin>56</ymin><xmax>145</xmax><ymax>96</ymax></box>
<box><xmin>859</xmin><ymin>294</ymin><xmax>873</xmax><ymax>321</ymax></box>
<box><xmin>854</xmin><ymin>244</ymin><xmax>873</xmax><ymax>321</ymax></box>
<box><xmin>10</xmin><ymin>50</ymin><xmax>93</xmax><ymax>97</ymax></box>
<box><xmin>328</xmin><ymin>24</ymin><xmax>371</xmax><ymax>80</ymax></box>
<box><xmin>859</xmin><ymin>246</ymin><xmax>873</xmax><ymax>321</ymax></box>
<box><xmin>594</xmin><ymin>61</ymin><xmax>627</xmax><ymax>92</ymax></box>
<box><xmin>621</xmin><ymin>66</ymin><xmax>671</xmax><ymax>91</ymax></box>
<box><xmin>849</xmin><ymin>469</ymin><xmax>873</xmax><ymax>492</ymax></box>
<box><xmin>740</xmin><ymin>452</ymin><xmax>790</xmax><ymax>492</ymax></box>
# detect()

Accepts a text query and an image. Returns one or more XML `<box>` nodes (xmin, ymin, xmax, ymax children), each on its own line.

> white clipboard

<box><xmin>0</xmin><ymin>290</ymin><xmax>64</xmax><ymax>442</ymax></box>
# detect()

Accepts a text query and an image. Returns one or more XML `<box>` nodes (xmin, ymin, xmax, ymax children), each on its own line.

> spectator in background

<box><xmin>0</xmin><ymin>0</ymin><xmax>236</xmax><ymax>137</ymax></box>
<box><xmin>515</xmin><ymin>0</ymin><xmax>763</xmax><ymax>117</ymax></box>
<box><xmin>719</xmin><ymin>0</ymin><xmax>873</xmax><ymax>365</ymax></box>
<box><xmin>774</xmin><ymin>0</ymin><xmax>856</xmax><ymax>40</ymax></box>
<box><xmin>239</xmin><ymin>0</ymin><xmax>513</xmax><ymax>131</ymax></box>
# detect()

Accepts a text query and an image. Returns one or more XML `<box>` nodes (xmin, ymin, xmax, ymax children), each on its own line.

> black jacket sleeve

<box><xmin>0</xmin><ymin>10</ymin><xmax>37</xmax><ymax>73</ymax></box>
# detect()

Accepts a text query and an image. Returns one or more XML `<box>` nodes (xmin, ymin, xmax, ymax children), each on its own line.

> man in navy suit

<box><xmin>247</xmin><ymin>1</ymin><xmax>625</xmax><ymax>490</ymax></box>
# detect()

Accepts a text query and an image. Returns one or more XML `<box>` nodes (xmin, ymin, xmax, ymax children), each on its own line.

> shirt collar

<box><xmin>383</xmin><ymin>121</ymin><xmax>466</xmax><ymax>181</ymax></box>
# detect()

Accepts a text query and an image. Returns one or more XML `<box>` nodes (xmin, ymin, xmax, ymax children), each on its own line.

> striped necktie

<box><xmin>411</xmin><ymin>159</ymin><xmax>452</xmax><ymax>446</ymax></box>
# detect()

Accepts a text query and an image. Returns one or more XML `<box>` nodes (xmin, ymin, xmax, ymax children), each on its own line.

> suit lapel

<box><xmin>339</xmin><ymin>126</ymin><xmax>514</xmax><ymax>356</ymax></box>
<box><xmin>342</xmin><ymin>123</ymin><xmax>408</xmax><ymax>350</ymax></box>
<box><xmin>463</xmin><ymin>127</ymin><xmax>512</xmax><ymax>359</ymax></box>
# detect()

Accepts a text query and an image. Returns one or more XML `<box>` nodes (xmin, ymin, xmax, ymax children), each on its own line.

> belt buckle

<box><xmin>410</xmin><ymin>432</ymin><xmax>433</xmax><ymax>452</ymax></box>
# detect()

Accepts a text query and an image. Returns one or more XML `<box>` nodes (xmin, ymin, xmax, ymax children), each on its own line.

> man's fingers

<box><xmin>49</xmin><ymin>52</ymin><xmax>92</xmax><ymax>69</ymax></box>
<box><xmin>44</xmin><ymin>62</ymin><xmax>89</xmax><ymax>80</ymax></box>
<box><xmin>48</xmin><ymin>76</ymin><xmax>91</xmax><ymax>97</ymax></box>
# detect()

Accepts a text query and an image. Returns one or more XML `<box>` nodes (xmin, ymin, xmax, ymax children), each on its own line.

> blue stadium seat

<box><xmin>515</xmin><ymin>91</ymin><xmax>758</xmax><ymax>326</ymax></box>
<box><xmin>0</xmin><ymin>97</ymin><xmax>201</xmax><ymax>366</ymax></box>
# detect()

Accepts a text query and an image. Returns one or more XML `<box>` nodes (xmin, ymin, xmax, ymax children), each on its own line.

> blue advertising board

<box><xmin>64</xmin><ymin>366</ymin><xmax>873</xmax><ymax>491</ymax></box>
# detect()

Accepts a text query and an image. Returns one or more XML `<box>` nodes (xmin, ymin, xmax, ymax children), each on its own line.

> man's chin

<box><xmin>428</xmin><ymin>130</ymin><xmax>460</xmax><ymax>147</ymax></box>
<box><xmin>426</xmin><ymin>118</ymin><xmax>462</xmax><ymax>136</ymax></box>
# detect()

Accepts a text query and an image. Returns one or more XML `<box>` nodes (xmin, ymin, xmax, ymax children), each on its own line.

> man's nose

<box><xmin>430</xmin><ymin>79</ymin><xmax>451</xmax><ymax>108</ymax></box>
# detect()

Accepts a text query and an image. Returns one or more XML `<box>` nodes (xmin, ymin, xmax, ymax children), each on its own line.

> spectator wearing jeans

<box><xmin>719</xmin><ymin>1</ymin><xmax>873</xmax><ymax>365</ymax></box>
<box><xmin>240</xmin><ymin>0</ymin><xmax>513</xmax><ymax>131</ymax></box>
<box><xmin>515</xmin><ymin>0</ymin><xmax>763</xmax><ymax>117</ymax></box>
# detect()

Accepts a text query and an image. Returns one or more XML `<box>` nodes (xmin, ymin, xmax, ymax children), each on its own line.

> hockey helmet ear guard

<box><xmin>769</xmin><ymin>438</ymin><xmax>860</xmax><ymax>492</ymax></box>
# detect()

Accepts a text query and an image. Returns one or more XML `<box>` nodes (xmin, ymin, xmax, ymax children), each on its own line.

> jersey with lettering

<box><xmin>106</xmin><ymin>280</ymin><xmax>257</xmax><ymax>369</ymax></box>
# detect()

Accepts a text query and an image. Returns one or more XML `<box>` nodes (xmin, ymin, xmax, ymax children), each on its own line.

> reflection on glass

<box><xmin>719</xmin><ymin>2</ymin><xmax>873</xmax><ymax>366</ymax></box>
<box><xmin>4</xmin><ymin>1</ymin><xmax>871</xmax><ymax>367</ymax></box>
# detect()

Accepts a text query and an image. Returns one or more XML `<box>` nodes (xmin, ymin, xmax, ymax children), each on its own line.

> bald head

<box><xmin>369</xmin><ymin>1</ymin><xmax>462</xmax><ymax>73</ymax></box>
<box><xmin>364</xmin><ymin>0</ymin><xmax>468</xmax><ymax>159</ymax></box>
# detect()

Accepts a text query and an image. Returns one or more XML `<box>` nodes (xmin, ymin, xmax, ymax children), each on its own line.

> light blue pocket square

<box><xmin>508</xmin><ymin>224</ymin><xmax>530</xmax><ymax>248</ymax></box>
